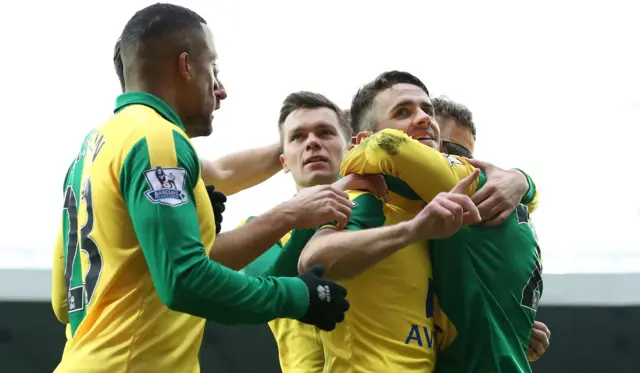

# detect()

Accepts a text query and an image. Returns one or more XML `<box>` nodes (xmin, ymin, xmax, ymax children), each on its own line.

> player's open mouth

<box><xmin>303</xmin><ymin>155</ymin><xmax>329</xmax><ymax>165</ymax></box>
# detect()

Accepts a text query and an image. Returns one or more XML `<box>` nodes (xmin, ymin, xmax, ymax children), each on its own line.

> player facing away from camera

<box><xmin>427</xmin><ymin>96</ymin><xmax>543</xmax><ymax>373</ymax></box>
<box><xmin>298</xmin><ymin>71</ymin><xmax>537</xmax><ymax>372</ymax></box>
<box><xmin>50</xmin><ymin>4</ymin><xmax>349</xmax><ymax>373</ymax></box>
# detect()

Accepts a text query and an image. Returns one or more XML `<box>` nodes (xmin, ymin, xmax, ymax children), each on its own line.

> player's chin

<box><xmin>304</xmin><ymin>169</ymin><xmax>338</xmax><ymax>185</ymax></box>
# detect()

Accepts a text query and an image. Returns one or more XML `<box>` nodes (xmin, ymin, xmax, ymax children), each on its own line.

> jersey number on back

<box><xmin>517</xmin><ymin>204</ymin><xmax>543</xmax><ymax>311</ymax></box>
<box><xmin>63</xmin><ymin>179</ymin><xmax>103</xmax><ymax>316</ymax></box>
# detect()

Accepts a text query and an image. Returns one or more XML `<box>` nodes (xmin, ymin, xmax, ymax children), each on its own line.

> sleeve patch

<box><xmin>143</xmin><ymin>166</ymin><xmax>188</xmax><ymax>207</ymax></box>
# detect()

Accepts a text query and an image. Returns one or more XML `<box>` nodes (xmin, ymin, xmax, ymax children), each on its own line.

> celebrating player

<box><xmin>429</xmin><ymin>96</ymin><xmax>549</xmax><ymax>370</ymax></box>
<box><xmin>298</xmin><ymin>71</ymin><xmax>536</xmax><ymax>372</ymax></box>
<box><xmin>51</xmin><ymin>4</ymin><xmax>350</xmax><ymax>372</ymax></box>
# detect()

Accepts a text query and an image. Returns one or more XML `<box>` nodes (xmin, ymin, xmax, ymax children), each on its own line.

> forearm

<box><xmin>298</xmin><ymin>222</ymin><xmax>415</xmax><ymax>280</ymax></box>
<box><xmin>201</xmin><ymin>142</ymin><xmax>281</xmax><ymax>196</ymax></box>
<box><xmin>344</xmin><ymin>129</ymin><xmax>477</xmax><ymax>201</ymax></box>
<box><xmin>209</xmin><ymin>204</ymin><xmax>295</xmax><ymax>270</ymax></box>
<box><xmin>132</xmin><ymin>205</ymin><xmax>308</xmax><ymax>324</ymax></box>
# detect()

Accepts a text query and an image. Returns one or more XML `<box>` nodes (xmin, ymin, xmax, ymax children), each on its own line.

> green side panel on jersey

<box><xmin>62</xmin><ymin>130</ymin><xmax>96</xmax><ymax>337</ymax></box>
<box><xmin>431</xmin><ymin>206</ymin><xmax>540</xmax><ymax>373</ymax></box>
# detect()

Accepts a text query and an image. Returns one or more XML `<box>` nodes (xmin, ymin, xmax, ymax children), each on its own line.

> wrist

<box><xmin>510</xmin><ymin>169</ymin><xmax>529</xmax><ymax>197</ymax></box>
<box><xmin>395</xmin><ymin>220</ymin><xmax>419</xmax><ymax>245</ymax></box>
<box><xmin>271</xmin><ymin>200</ymin><xmax>299</xmax><ymax>231</ymax></box>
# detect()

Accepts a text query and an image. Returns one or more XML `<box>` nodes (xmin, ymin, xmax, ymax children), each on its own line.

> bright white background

<box><xmin>0</xmin><ymin>0</ymin><xmax>638</xmax><ymax>273</ymax></box>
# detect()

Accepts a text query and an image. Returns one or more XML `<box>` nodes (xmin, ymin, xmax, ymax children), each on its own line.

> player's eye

<box><xmin>395</xmin><ymin>108</ymin><xmax>410</xmax><ymax>118</ymax></box>
<box><xmin>291</xmin><ymin>133</ymin><xmax>304</xmax><ymax>142</ymax></box>
<box><xmin>319</xmin><ymin>129</ymin><xmax>335</xmax><ymax>137</ymax></box>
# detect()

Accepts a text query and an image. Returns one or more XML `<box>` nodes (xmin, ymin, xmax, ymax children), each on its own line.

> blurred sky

<box><xmin>0</xmin><ymin>0</ymin><xmax>638</xmax><ymax>272</ymax></box>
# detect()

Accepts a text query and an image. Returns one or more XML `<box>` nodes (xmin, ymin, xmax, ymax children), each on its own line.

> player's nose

<box><xmin>214</xmin><ymin>79</ymin><xmax>227</xmax><ymax>101</ymax></box>
<box><xmin>305</xmin><ymin>133</ymin><xmax>322</xmax><ymax>151</ymax></box>
<box><xmin>412</xmin><ymin>109</ymin><xmax>432</xmax><ymax>129</ymax></box>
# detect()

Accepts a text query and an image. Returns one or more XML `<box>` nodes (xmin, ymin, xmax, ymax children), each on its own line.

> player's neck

<box><xmin>124</xmin><ymin>82</ymin><xmax>179</xmax><ymax>114</ymax></box>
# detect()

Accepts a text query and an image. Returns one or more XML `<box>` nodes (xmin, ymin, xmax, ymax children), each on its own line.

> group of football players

<box><xmin>51</xmin><ymin>3</ymin><xmax>550</xmax><ymax>373</ymax></box>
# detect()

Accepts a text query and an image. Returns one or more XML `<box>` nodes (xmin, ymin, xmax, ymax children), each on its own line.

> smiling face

<box><xmin>370</xmin><ymin>83</ymin><xmax>441</xmax><ymax>150</ymax></box>
<box><xmin>279</xmin><ymin>107</ymin><xmax>348</xmax><ymax>189</ymax></box>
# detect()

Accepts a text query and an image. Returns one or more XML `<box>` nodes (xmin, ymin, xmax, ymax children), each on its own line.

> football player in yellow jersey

<box><xmin>112</xmin><ymin>36</ymin><xmax>285</xmax><ymax>199</ymax></box>
<box><xmin>237</xmin><ymin>93</ymin><xmax>387</xmax><ymax>373</ymax></box>
<box><xmin>298</xmin><ymin>71</ymin><xmax>535</xmax><ymax>373</ymax></box>
<box><xmin>51</xmin><ymin>4</ymin><xmax>352</xmax><ymax>373</ymax></box>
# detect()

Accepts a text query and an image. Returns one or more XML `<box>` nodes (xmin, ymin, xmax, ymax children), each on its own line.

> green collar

<box><xmin>114</xmin><ymin>92</ymin><xmax>186</xmax><ymax>132</ymax></box>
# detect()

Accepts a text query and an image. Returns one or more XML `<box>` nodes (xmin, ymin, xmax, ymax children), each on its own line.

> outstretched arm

<box><xmin>343</xmin><ymin>129</ymin><xmax>536</xmax><ymax>223</ymax></box>
<box><xmin>201</xmin><ymin>142</ymin><xmax>281</xmax><ymax>196</ymax></box>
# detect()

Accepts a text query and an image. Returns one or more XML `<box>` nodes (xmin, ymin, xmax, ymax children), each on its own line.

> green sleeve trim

<box><xmin>514</xmin><ymin>169</ymin><xmax>536</xmax><ymax>204</ymax></box>
<box><xmin>119</xmin><ymin>134</ymin><xmax>308</xmax><ymax>323</ymax></box>
<box><xmin>384</xmin><ymin>175</ymin><xmax>421</xmax><ymax>200</ymax></box>
<box><xmin>264</xmin><ymin>228</ymin><xmax>316</xmax><ymax>277</ymax></box>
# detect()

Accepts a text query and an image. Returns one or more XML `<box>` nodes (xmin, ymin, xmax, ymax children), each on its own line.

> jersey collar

<box><xmin>114</xmin><ymin>92</ymin><xmax>186</xmax><ymax>132</ymax></box>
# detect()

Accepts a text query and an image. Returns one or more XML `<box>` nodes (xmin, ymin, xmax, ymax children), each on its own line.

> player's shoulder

<box><xmin>346</xmin><ymin>190</ymin><xmax>384</xmax><ymax>216</ymax></box>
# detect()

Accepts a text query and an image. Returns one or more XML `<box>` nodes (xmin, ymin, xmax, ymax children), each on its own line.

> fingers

<box><xmin>328</xmin><ymin>186</ymin><xmax>350</xmax><ymax>200</ymax></box>
<box><xmin>464</xmin><ymin>157</ymin><xmax>490</xmax><ymax>170</ymax></box>
<box><xmin>444</xmin><ymin>193</ymin><xmax>477</xmax><ymax>213</ymax></box>
<box><xmin>451</xmin><ymin>169</ymin><xmax>480</xmax><ymax>194</ymax></box>
<box><xmin>483</xmin><ymin>207</ymin><xmax>513</xmax><ymax>226</ymax></box>
<box><xmin>436</xmin><ymin>197</ymin><xmax>465</xmax><ymax>227</ymax></box>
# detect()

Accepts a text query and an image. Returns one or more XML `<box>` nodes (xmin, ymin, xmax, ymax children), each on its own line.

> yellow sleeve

<box><xmin>51</xmin><ymin>223</ymin><xmax>69</xmax><ymax>324</ymax></box>
<box><xmin>342</xmin><ymin>129</ymin><xmax>479</xmax><ymax>201</ymax></box>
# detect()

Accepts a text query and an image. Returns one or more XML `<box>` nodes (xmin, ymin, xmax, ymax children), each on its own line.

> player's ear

<box><xmin>178</xmin><ymin>52</ymin><xmax>191</xmax><ymax>81</ymax></box>
<box><xmin>279</xmin><ymin>154</ymin><xmax>290</xmax><ymax>173</ymax></box>
<box><xmin>355</xmin><ymin>131</ymin><xmax>373</xmax><ymax>144</ymax></box>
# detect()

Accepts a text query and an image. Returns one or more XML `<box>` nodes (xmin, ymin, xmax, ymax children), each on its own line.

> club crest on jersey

<box><xmin>445</xmin><ymin>154</ymin><xmax>463</xmax><ymax>167</ymax></box>
<box><xmin>143</xmin><ymin>166</ymin><xmax>188</xmax><ymax>207</ymax></box>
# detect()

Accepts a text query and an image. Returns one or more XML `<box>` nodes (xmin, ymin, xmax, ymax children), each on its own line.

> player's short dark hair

<box><xmin>432</xmin><ymin>96</ymin><xmax>476</xmax><ymax>140</ymax></box>
<box><xmin>113</xmin><ymin>38</ymin><xmax>124</xmax><ymax>92</ymax></box>
<box><xmin>119</xmin><ymin>3</ymin><xmax>207</xmax><ymax>78</ymax></box>
<box><xmin>350</xmin><ymin>70</ymin><xmax>430</xmax><ymax>133</ymax></box>
<box><xmin>277</xmin><ymin>91</ymin><xmax>350</xmax><ymax>146</ymax></box>
<box><xmin>441</xmin><ymin>141</ymin><xmax>473</xmax><ymax>158</ymax></box>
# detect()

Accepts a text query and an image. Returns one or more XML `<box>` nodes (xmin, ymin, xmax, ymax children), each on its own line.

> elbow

<box><xmin>298</xmin><ymin>246</ymin><xmax>338</xmax><ymax>278</ymax></box>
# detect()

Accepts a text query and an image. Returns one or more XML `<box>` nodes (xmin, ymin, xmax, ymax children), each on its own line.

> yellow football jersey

<box><xmin>240</xmin><ymin>220</ymin><xmax>325</xmax><ymax>373</ymax></box>
<box><xmin>320</xmin><ymin>190</ymin><xmax>435</xmax><ymax>373</ymax></box>
<box><xmin>52</xmin><ymin>92</ymin><xmax>309</xmax><ymax>373</ymax></box>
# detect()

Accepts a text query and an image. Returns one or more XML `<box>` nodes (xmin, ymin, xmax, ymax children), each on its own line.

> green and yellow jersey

<box><xmin>342</xmin><ymin>128</ymin><xmax>541</xmax><ymax>373</ymax></box>
<box><xmin>51</xmin><ymin>92</ymin><xmax>310</xmax><ymax>373</ymax></box>
<box><xmin>319</xmin><ymin>190</ymin><xmax>436</xmax><ymax>373</ymax></box>
<box><xmin>240</xmin><ymin>217</ymin><xmax>324</xmax><ymax>373</ymax></box>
